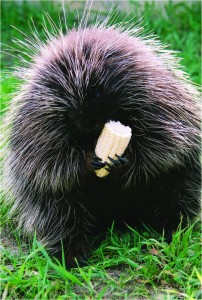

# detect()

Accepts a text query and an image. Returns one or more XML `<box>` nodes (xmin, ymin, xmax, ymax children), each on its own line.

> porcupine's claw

<box><xmin>105</xmin><ymin>154</ymin><xmax>127</xmax><ymax>172</ymax></box>
<box><xmin>92</xmin><ymin>155</ymin><xmax>106</xmax><ymax>170</ymax></box>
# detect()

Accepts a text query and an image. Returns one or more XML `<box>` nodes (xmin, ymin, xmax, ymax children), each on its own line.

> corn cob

<box><xmin>95</xmin><ymin>121</ymin><xmax>132</xmax><ymax>177</ymax></box>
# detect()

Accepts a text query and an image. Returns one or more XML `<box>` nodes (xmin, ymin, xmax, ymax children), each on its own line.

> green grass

<box><xmin>1</xmin><ymin>222</ymin><xmax>201</xmax><ymax>299</ymax></box>
<box><xmin>1</xmin><ymin>0</ymin><xmax>201</xmax><ymax>299</ymax></box>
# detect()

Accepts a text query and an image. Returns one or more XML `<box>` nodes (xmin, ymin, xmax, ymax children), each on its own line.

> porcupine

<box><xmin>2</xmin><ymin>8</ymin><xmax>201</xmax><ymax>267</ymax></box>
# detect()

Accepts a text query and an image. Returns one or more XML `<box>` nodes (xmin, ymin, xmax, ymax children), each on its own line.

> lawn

<box><xmin>0</xmin><ymin>1</ymin><xmax>201</xmax><ymax>299</ymax></box>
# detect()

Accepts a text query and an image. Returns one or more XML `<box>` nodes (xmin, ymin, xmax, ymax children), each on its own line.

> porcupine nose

<box><xmin>75</xmin><ymin>117</ymin><xmax>94</xmax><ymax>134</ymax></box>
<box><xmin>76</xmin><ymin>117</ymin><xmax>103</xmax><ymax>136</ymax></box>
<box><xmin>74</xmin><ymin>108</ymin><xmax>104</xmax><ymax>136</ymax></box>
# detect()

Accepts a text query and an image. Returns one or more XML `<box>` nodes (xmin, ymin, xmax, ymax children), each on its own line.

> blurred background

<box><xmin>1</xmin><ymin>0</ymin><xmax>201</xmax><ymax>112</ymax></box>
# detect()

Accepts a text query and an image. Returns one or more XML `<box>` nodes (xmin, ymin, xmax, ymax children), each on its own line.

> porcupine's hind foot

<box><xmin>32</xmin><ymin>188</ymin><xmax>95</xmax><ymax>268</ymax></box>
<box><xmin>105</xmin><ymin>154</ymin><xmax>127</xmax><ymax>172</ymax></box>
<box><xmin>53</xmin><ymin>236</ymin><xmax>90</xmax><ymax>268</ymax></box>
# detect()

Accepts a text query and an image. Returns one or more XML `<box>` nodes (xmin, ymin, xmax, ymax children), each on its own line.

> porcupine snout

<box><xmin>71</xmin><ymin>105</ymin><xmax>106</xmax><ymax>136</ymax></box>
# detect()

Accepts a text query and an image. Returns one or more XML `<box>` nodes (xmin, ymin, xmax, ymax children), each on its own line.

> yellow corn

<box><xmin>95</xmin><ymin>121</ymin><xmax>132</xmax><ymax>177</ymax></box>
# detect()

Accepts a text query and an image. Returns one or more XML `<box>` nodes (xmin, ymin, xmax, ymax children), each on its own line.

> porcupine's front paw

<box><xmin>91</xmin><ymin>155</ymin><xmax>106</xmax><ymax>170</ymax></box>
<box><xmin>91</xmin><ymin>153</ymin><xmax>127</xmax><ymax>174</ymax></box>
<box><xmin>105</xmin><ymin>154</ymin><xmax>127</xmax><ymax>173</ymax></box>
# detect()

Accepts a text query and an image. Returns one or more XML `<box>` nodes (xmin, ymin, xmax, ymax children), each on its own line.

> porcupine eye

<box><xmin>94</xmin><ymin>86</ymin><xmax>102</xmax><ymax>99</ymax></box>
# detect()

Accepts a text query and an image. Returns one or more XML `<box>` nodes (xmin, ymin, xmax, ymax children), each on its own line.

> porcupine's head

<box><xmin>12</xmin><ymin>27</ymin><xmax>142</xmax><ymax>146</ymax></box>
<box><xmin>5</xmin><ymin>20</ymin><xmax>201</xmax><ymax>192</ymax></box>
